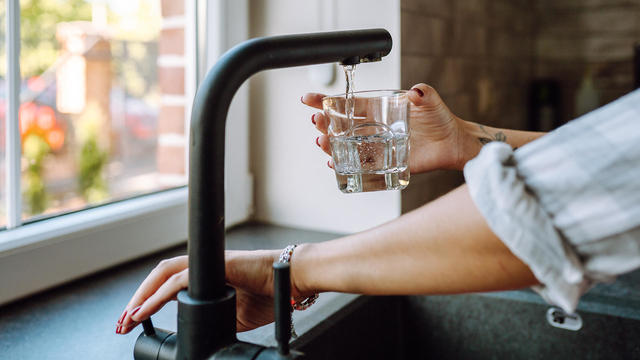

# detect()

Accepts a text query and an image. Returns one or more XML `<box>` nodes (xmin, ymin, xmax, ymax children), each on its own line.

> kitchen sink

<box><xmin>293</xmin><ymin>287</ymin><xmax>640</xmax><ymax>359</ymax></box>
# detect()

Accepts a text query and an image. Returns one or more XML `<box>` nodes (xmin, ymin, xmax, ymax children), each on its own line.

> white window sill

<box><xmin>0</xmin><ymin>187</ymin><xmax>188</xmax><ymax>306</ymax></box>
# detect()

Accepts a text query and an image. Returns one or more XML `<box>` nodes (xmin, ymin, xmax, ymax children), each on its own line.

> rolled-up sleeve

<box><xmin>463</xmin><ymin>90</ymin><xmax>640</xmax><ymax>313</ymax></box>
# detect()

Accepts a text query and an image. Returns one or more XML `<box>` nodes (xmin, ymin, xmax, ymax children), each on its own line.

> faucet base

<box><xmin>177</xmin><ymin>287</ymin><xmax>238</xmax><ymax>359</ymax></box>
<box><xmin>134</xmin><ymin>328</ymin><xmax>177</xmax><ymax>360</ymax></box>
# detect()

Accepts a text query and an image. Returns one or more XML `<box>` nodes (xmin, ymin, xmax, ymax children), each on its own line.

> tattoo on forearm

<box><xmin>477</xmin><ymin>124</ymin><xmax>507</xmax><ymax>145</ymax></box>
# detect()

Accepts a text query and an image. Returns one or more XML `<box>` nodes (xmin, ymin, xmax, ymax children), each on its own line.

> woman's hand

<box><xmin>303</xmin><ymin>83</ymin><xmax>477</xmax><ymax>173</ymax></box>
<box><xmin>116</xmin><ymin>250</ymin><xmax>297</xmax><ymax>335</ymax></box>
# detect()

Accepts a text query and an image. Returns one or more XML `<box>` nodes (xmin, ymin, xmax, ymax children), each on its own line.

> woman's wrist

<box><xmin>454</xmin><ymin>120</ymin><xmax>487</xmax><ymax>170</ymax></box>
<box><xmin>289</xmin><ymin>243</ymin><xmax>318</xmax><ymax>297</ymax></box>
<box><xmin>460</xmin><ymin>120</ymin><xmax>546</xmax><ymax>162</ymax></box>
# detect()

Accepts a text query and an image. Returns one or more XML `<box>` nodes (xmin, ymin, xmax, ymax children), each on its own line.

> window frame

<box><xmin>6</xmin><ymin>0</ymin><xmax>21</xmax><ymax>229</ymax></box>
<box><xmin>0</xmin><ymin>0</ymin><xmax>251</xmax><ymax>306</ymax></box>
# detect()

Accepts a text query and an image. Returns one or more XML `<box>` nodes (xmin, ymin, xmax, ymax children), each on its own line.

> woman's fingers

<box><xmin>312</xmin><ymin>112</ymin><xmax>329</xmax><ymax>135</ymax></box>
<box><xmin>116</xmin><ymin>256</ymin><xmax>188</xmax><ymax>334</ymax></box>
<box><xmin>315</xmin><ymin>134</ymin><xmax>331</xmax><ymax>156</ymax></box>
<box><xmin>310</xmin><ymin>111</ymin><xmax>332</xmax><ymax>157</ymax></box>
<box><xmin>126</xmin><ymin>257</ymin><xmax>187</xmax><ymax>309</ymax></box>
<box><xmin>301</xmin><ymin>93</ymin><xmax>325</xmax><ymax>109</ymax></box>
<box><xmin>407</xmin><ymin>83</ymin><xmax>447</xmax><ymax>111</ymax></box>
<box><xmin>120</xmin><ymin>268</ymin><xmax>189</xmax><ymax>334</ymax></box>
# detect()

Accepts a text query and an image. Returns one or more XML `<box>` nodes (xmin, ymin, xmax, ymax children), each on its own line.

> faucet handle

<box><xmin>273</xmin><ymin>262</ymin><xmax>292</xmax><ymax>355</ymax></box>
<box><xmin>134</xmin><ymin>317</ymin><xmax>178</xmax><ymax>360</ymax></box>
<box><xmin>141</xmin><ymin>318</ymin><xmax>156</xmax><ymax>336</ymax></box>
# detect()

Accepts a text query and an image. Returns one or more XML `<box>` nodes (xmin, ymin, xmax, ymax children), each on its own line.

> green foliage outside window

<box><xmin>76</xmin><ymin>103</ymin><xmax>109</xmax><ymax>203</ymax></box>
<box><xmin>23</xmin><ymin>134</ymin><xmax>50</xmax><ymax>214</ymax></box>
<box><xmin>78</xmin><ymin>133</ymin><xmax>108</xmax><ymax>203</ymax></box>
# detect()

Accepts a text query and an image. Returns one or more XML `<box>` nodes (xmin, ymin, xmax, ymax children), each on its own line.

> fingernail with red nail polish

<box><xmin>116</xmin><ymin>326</ymin><xmax>121</xmax><ymax>334</ymax></box>
<box><xmin>316</xmin><ymin>137</ymin><xmax>320</xmax><ymax>147</ymax></box>
<box><xmin>117</xmin><ymin>310</ymin><xmax>127</xmax><ymax>324</ymax></box>
<box><xmin>121</xmin><ymin>321</ymin><xmax>138</xmax><ymax>333</ymax></box>
<box><xmin>412</xmin><ymin>88</ymin><xmax>424</xmax><ymax>97</ymax></box>
<box><xmin>327</xmin><ymin>160</ymin><xmax>332</xmax><ymax>168</ymax></box>
<box><xmin>129</xmin><ymin>305</ymin><xmax>142</xmax><ymax>321</ymax></box>
<box><xmin>312</xmin><ymin>114</ymin><xmax>316</xmax><ymax>125</ymax></box>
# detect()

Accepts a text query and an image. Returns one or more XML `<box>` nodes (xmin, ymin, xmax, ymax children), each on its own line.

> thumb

<box><xmin>407</xmin><ymin>83</ymin><xmax>445</xmax><ymax>110</ymax></box>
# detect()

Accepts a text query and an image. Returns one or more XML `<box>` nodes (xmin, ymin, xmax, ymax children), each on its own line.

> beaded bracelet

<box><xmin>279</xmin><ymin>244</ymin><xmax>319</xmax><ymax>310</ymax></box>
<box><xmin>278</xmin><ymin>244</ymin><xmax>319</xmax><ymax>337</ymax></box>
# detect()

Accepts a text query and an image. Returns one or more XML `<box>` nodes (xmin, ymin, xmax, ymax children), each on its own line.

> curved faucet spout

<box><xmin>188</xmin><ymin>28</ymin><xmax>392</xmax><ymax>300</ymax></box>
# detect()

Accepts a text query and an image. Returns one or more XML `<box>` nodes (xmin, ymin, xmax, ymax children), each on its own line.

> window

<box><xmin>13</xmin><ymin>0</ymin><xmax>189</xmax><ymax>224</ymax></box>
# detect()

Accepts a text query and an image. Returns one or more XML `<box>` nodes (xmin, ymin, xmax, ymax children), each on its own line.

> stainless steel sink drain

<box><xmin>546</xmin><ymin>307</ymin><xmax>583</xmax><ymax>331</ymax></box>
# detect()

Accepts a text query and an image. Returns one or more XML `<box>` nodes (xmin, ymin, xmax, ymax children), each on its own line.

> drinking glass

<box><xmin>322</xmin><ymin>90</ymin><xmax>410</xmax><ymax>193</ymax></box>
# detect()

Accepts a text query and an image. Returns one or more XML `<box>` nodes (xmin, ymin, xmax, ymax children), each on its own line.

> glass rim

<box><xmin>322</xmin><ymin>89</ymin><xmax>408</xmax><ymax>101</ymax></box>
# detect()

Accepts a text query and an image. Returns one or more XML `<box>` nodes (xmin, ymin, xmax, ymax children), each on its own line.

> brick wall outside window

<box><xmin>157</xmin><ymin>0</ymin><xmax>188</xmax><ymax>185</ymax></box>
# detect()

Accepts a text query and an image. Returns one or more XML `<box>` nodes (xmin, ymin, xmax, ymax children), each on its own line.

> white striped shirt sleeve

<box><xmin>464</xmin><ymin>90</ymin><xmax>640</xmax><ymax>313</ymax></box>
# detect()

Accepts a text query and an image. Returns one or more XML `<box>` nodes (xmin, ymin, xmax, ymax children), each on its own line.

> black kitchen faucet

<box><xmin>132</xmin><ymin>28</ymin><xmax>393</xmax><ymax>360</ymax></box>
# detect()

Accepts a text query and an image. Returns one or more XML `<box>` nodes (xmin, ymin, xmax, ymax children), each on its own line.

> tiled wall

<box><xmin>400</xmin><ymin>0</ymin><xmax>639</xmax><ymax>212</ymax></box>
<box><xmin>400</xmin><ymin>0</ymin><xmax>535</xmax><ymax>211</ymax></box>
<box><xmin>534</xmin><ymin>0</ymin><xmax>640</xmax><ymax>122</ymax></box>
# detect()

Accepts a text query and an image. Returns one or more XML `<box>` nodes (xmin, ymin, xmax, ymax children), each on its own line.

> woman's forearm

<box><xmin>291</xmin><ymin>185</ymin><xmax>538</xmax><ymax>295</ymax></box>
<box><xmin>459</xmin><ymin>121</ymin><xmax>546</xmax><ymax>167</ymax></box>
